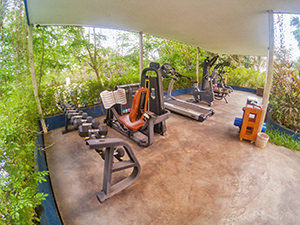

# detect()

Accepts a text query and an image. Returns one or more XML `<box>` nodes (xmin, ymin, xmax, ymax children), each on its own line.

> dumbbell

<box><xmin>59</xmin><ymin>101</ymin><xmax>76</xmax><ymax>111</ymax></box>
<box><xmin>78</xmin><ymin>119</ymin><xmax>99</xmax><ymax>137</ymax></box>
<box><xmin>59</xmin><ymin>102</ymin><xmax>71</xmax><ymax>111</ymax></box>
<box><xmin>96</xmin><ymin>147</ymin><xmax>125</xmax><ymax>161</ymax></box>
<box><xmin>67</xmin><ymin>110</ymin><xmax>83</xmax><ymax>120</ymax></box>
<box><xmin>68</xmin><ymin>102</ymin><xmax>77</xmax><ymax>108</ymax></box>
<box><xmin>90</xmin><ymin>124</ymin><xmax>108</xmax><ymax>139</ymax></box>
<box><xmin>63</xmin><ymin>103</ymin><xmax>77</xmax><ymax>111</ymax></box>
<box><xmin>58</xmin><ymin>101</ymin><xmax>65</xmax><ymax>109</ymax></box>
<box><xmin>73</xmin><ymin>116</ymin><xmax>93</xmax><ymax>129</ymax></box>
<box><xmin>78</xmin><ymin>119</ymin><xmax>107</xmax><ymax>138</ymax></box>
<box><xmin>70</xmin><ymin>112</ymin><xmax>88</xmax><ymax>124</ymax></box>
<box><xmin>64</xmin><ymin>108</ymin><xmax>78</xmax><ymax>115</ymax></box>
<box><xmin>85</xmin><ymin>122</ymin><xmax>124</xmax><ymax>161</ymax></box>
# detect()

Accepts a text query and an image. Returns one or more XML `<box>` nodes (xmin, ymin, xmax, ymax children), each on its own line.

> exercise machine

<box><xmin>101</xmin><ymin>64</ymin><xmax>170</xmax><ymax>147</ymax></box>
<box><xmin>81</xmin><ymin>120</ymin><xmax>140</xmax><ymax>203</ymax></box>
<box><xmin>59</xmin><ymin>101</ymin><xmax>141</xmax><ymax>203</ymax></box>
<box><xmin>115</xmin><ymin>83</ymin><xmax>141</xmax><ymax>114</ymax></box>
<box><xmin>211</xmin><ymin>61</ymin><xmax>233</xmax><ymax>103</ymax></box>
<box><xmin>160</xmin><ymin>63</ymin><xmax>214</xmax><ymax>122</ymax></box>
<box><xmin>191</xmin><ymin>56</ymin><xmax>218</xmax><ymax>106</ymax></box>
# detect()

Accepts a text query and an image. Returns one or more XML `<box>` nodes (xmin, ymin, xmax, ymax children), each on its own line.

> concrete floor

<box><xmin>45</xmin><ymin>90</ymin><xmax>300</xmax><ymax>225</ymax></box>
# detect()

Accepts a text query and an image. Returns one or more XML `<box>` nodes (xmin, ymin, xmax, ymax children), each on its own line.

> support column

<box><xmin>196</xmin><ymin>47</ymin><xmax>199</xmax><ymax>85</ymax></box>
<box><xmin>139</xmin><ymin>32</ymin><xmax>143</xmax><ymax>79</ymax></box>
<box><xmin>258</xmin><ymin>11</ymin><xmax>274</xmax><ymax>134</ymax></box>
<box><xmin>28</xmin><ymin>24</ymin><xmax>48</xmax><ymax>133</ymax></box>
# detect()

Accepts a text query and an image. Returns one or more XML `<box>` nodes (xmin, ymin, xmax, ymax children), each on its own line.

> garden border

<box><xmin>266</xmin><ymin>113</ymin><xmax>300</xmax><ymax>141</ymax></box>
<box><xmin>36</xmin><ymin>131</ymin><xmax>62</xmax><ymax>225</ymax></box>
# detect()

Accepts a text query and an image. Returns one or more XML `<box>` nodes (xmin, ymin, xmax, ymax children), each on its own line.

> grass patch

<box><xmin>266</xmin><ymin>128</ymin><xmax>300</xmax><ymax>151</ymax></box>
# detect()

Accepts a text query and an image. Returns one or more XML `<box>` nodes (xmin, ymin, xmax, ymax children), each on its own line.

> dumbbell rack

<box><xmin>240</xmin><ymin>104</ymin><xmax>262</xmax><ymax>143</ymax></box>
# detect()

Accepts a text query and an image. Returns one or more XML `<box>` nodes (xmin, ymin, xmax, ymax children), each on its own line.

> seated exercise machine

<box><xmin>115</xmin><ymin>83</ymin><xmax>141</xmax><ymax>114</ymax></box>
<box><xmin>159</xmin><ymin>63</ymin><xmax>214</xmax><ymax>122</ymax></box>
<box><xmin>59</xmin><ymin>101</ymin><xmax>140</xmax><ymax>203</ymax></box>
<box><xmin>101</xmin><ymin>64</ymin><xmax>170</xmax><ymax>147</ymax></box>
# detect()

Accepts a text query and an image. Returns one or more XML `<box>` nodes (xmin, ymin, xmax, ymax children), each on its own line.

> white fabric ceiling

<box><xmin>25</xmin><ymin>0</ymin><xmax>300</xmax><ymax>56</ymax></box>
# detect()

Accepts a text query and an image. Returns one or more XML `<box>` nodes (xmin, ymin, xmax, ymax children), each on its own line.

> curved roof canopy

<box><xmin>25</xmin><ymin>0</ymin><xmax>300</xmax><ymax>56</ymax></box>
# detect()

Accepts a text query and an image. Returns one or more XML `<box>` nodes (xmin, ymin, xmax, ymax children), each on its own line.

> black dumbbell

<box><xmin>70</xmin><ymin>112</ymin><xmax>88</xmax><ymax>124</ymax></box>
<box><xmin>89</xmin><ymin>124</ymin><xmax>108</xmax><ymax>139</ymax></box>
<box><xmin>78</xmin><ymin>119</ymin><xmax>102</xmax><ymax>137</ymax></box>
<box><xmin>67</xmin><ymin>110</ymin><xmax>83</xmax><ymax>119</ymax></box>
<box><xmin>59</xmin><ymin>102</ymin><xmax>72</xmax><ymax>111</ymax></box>
<box><xmin>73</xmin><ymin>116</ymin><xmax>93</xmax><ymax>129</ymax></box>
<box><xmin>68</xmin><ymin>102</ymin><xmax>77</xmax><ymax>108</ymax></box>
<box><xmin>58</xmin><ymin>101</ymin><xmax>65</xmax><ymax>109</ymax></box>
<box><xmin>79</xmin><ymin>120</ymin><xmax>108</xmax><ymax>138</ymax></box>
<box><xmin>96</xmin><ymin>147</ymin><xmax>125</xmax><ymax>161</ymax></box>
<box><xmin>64</xmin><ymin>107</ymin><xmax>77</xmax><ymax>113</ymax></box>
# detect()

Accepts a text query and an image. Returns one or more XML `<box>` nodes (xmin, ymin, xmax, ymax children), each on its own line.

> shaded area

<box><xmin>45</xmin><ymin>91</ymin><xmax>300</xmax><ymax>225</ymax></box>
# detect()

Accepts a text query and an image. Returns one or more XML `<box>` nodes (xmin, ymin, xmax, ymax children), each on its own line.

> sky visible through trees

<box><xmin>97</xmin><ymin>13</ymin><xmax>300</xmax><ymax>61</ymax></box>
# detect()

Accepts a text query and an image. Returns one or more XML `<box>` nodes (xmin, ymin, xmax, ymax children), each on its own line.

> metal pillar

<box><xmin>139</xmin><ymin>32</ymin><xmax>143</xmax><ymax>79</ymax></box>
<box><xmin>196</xmin><ymin>47</ymin><xmax>199</xmax><ymax>85</ymax></box>
<box><xmin>28</xmin><ymin>24</ymin><xmax>48</xmax><ymax>133</ymax></box>
<box><xmin>258</xmin><ymin>11</ymin><xmax>274</xmax><ymax>134</ymax></box>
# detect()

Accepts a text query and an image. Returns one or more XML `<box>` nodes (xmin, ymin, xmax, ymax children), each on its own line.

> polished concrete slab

<box><xmin>45</xmin><ymin>90</ymin><xmax>300</xmax><ymax>225</ymax></box>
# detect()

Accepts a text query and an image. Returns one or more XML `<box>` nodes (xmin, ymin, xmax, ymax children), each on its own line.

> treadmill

<box><xmin>160</xmin><ymin>63</ymin><xmax>215</xmax><ymax>122</ymax></box>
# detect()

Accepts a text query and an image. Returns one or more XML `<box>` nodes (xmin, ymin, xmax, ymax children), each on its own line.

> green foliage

<box><xmin>270</xmin><ymin>62</ymin><xmax>300</xmax><ymax>132</ymax></box>
<box><xmin>40</xmin><ymin>73</ymin><xmax>141</xmax><ymax>116</ymax></box>
<box><xmin>0</xmin><ymin>0</ymin><xmax>29</xmax><ymax>96</ymax></box>
<box><xmin>1</xmin><ymin>1</ymin><xmax>48</xmax><ymax>223</ymax></box>
<box><xmin>162</xmin><ymin>72</ymin><xmax>197</xmax><ymax>91</ymax></box>
<box><xmin>156</xmin><ymin>39</ymin><xmax>208</xmax><ymax>73</ymax></box>
<box><xmin>226</xmin><ymin>67</ymin><xmax>266</xmax><ymax>88</ymax></box>
<box><xmin>33</xmin><ymin>26</ymin><xmax>84</xmax><ymax>85</ymax></box>
<box><xmin>0</xmin><ymin>87</ymin><xmax>48</xmax><ymax>224</ymax></box>
<box><xmin>266</xmin><ymin>128</ymin><xmax>300</xmax><ymax>151</ymax></box>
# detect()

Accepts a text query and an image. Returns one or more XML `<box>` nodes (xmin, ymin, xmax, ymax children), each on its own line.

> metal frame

<box><xmin>258</xmin><ymin>11</ymin><xmax>274</xmax><ymax>133</ymax></box>
<box><xmin>87</xmin><ymin>137</ymin><xmax>140</xmax><ymax>203</ymax></box>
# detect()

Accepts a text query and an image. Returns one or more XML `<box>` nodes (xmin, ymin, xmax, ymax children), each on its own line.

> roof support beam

<box><xmin>28</xmin><ymin>24</ymin><xmax>48</xmax><ymax>133</ymax></box>
<box><xmin>139</xmin><ymin>32</ymin><xmax>143</xmax><ymax>78</ymax></box>
<box><xmin>258</xmin><ymin>11</ymin><xmax>274</xmax><ymax>134</ymax></box>
<box><xmin>196</xmin><ymin>47</ymin><xmax>199</xmax><ymax>85</ymax></box>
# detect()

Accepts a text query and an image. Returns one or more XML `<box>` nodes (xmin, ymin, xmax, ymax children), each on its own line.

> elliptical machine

<box><xmin>211</xmin><ymin>61</ymin><xmax>233</xmax><ymax>103</ymax></box>
<box><xmin>191</xmin><ymin>56</ymin><xmax>219</xmax><ymax>106</ymax></box>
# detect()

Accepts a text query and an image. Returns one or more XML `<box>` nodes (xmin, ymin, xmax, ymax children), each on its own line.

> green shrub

<box><xmin>39</xmin><ymin>72</ymin><xmax>141</xmax><ymax>116</ymax></box>
<box><xmin>39</xmin><ymin>66</ymin><xmax>267</xmax><ymax>117</ymax></box>
<box><xmin>226</xmin><ymin>67</ymin><xmax>266</xmax><ymax>88</ymax></box>
<box><xmin>0</xmin><ymin>86</ymin><xmax>48</xmax><ymax>224</ymax></box>
<box><xmin>162</xmin><ymin>72</ymin><xmax>197</xmax><ymax>91</ymax></box>
<box><xmin>270</xmin><ymin>62</ymin><xmax>300</xmax><ymax>132</ymax></box>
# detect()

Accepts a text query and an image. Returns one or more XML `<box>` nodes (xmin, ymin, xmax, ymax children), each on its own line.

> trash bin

<box><xmin>255</xmin><ymin>132</ymin><xmax>269</xmax><ymax>148</ymax></box>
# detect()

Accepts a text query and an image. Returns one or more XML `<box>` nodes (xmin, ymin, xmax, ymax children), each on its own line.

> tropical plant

<box><xmin>0</xmin><ymin>87</ymin><xmax>48</xmax><ymax>224</ymax></box>
<box><xmin>270</xmin><ymin>62</ymin><xmax>300</xmax><ymax>132</ymax></box>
